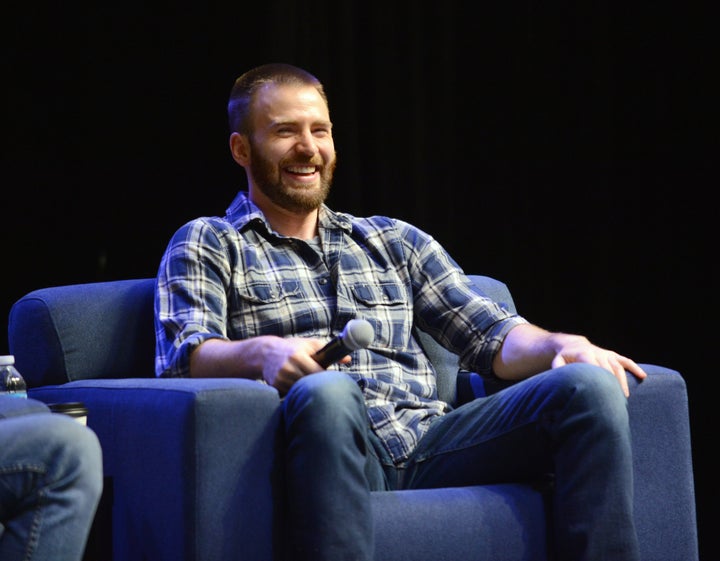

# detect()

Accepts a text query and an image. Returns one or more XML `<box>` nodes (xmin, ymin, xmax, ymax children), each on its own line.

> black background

<box><xmin>3</xmin><ymin>2</ymin><xmax>715</xmax><ymax>558</ymax></box>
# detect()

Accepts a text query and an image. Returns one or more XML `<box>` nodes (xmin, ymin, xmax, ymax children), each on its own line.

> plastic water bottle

<box><xmin>0</xmin><ymin>355</ymin><xmax>28</xmax><ymax>398</ymax></box>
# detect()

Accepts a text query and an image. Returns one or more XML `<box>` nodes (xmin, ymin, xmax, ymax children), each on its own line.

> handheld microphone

<box><xmin>312</xmin><ymin>319</ymin><xmax>374</xmax><ymax>368</ymax></box>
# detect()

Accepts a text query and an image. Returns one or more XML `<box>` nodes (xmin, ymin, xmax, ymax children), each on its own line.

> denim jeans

<box><xmin>281</xmin><ymin>364</ymin><xmax>640</xmax><ymax>561</ymax></box>
<box><xmin>0</xmin><ymin>411</ymin><xmax>103</xmax><ymax>561</ymax></box>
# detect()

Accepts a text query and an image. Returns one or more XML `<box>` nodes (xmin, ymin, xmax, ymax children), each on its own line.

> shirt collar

<box><xmin>225</xmin><ymin>190</ymin><xmax>354</xmax><ymax>236</ymax></box>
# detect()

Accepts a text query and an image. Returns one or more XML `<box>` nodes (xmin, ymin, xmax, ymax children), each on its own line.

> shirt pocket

<box><xmin>237</xmin><ymin>279</ymin><xmax>300</xmax><ymax>304</ymax></box>
<box><xmin>349</xmin><ymin>281</ymin><xmax>411</xmax><ymax>349</ymax></box>
<box><xmin>231</xmin><ymin>279</ymin><xmax>302</xmax><ymax>337</ymax></box>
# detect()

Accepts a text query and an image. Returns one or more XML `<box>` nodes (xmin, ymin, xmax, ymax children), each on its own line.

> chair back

<box><xmin>9</xmin><ymin>278</ymin><xmax>156</xmax><ymax>386</ymax></box>
<box><xmin>419</xmin><ymin>274</ymin><xmax>516</xmax><ymax>404</ymax></box>
<box><xmin>8</xmin><ymin>275</ymin><xmax>516</xmax><ymax>398</ymax></box>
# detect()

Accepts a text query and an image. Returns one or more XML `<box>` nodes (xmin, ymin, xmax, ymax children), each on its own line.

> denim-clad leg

<box><xmin>282</xmin><ymin>371</ymin><xmax>375</xmax><ymax>561</ymax></box>
<box><xmin>402</xmin><ymin>364</ymin><xmax>640</xmax><ymax>561</ymax></box>
<box><xmin>0</xmin><ymin>413</ymin><xmax>103</xmax><ymax>561</ymax></box>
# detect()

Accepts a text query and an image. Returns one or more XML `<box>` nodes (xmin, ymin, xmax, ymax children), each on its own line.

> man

<box><xmin>154</xmin><ymin>62</ymin><xmax>647</xmax><ymax>560</ymax></box>
<box><xmin>0</xmin><ymin>397</ymin><xmax>103</xmax><ymax>561</ymax></box>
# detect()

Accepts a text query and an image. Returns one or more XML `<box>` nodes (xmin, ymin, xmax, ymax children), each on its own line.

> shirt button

<box><xmin>319</xmin><ymin>278</ymin><xmax>328</xmax><ymax>285</ymax></box>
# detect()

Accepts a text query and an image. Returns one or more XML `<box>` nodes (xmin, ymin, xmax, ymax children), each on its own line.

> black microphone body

<box><xmin>312</xmin><ymin>319</ymin><xmax>374</xmax><ymax>368</ymax></box>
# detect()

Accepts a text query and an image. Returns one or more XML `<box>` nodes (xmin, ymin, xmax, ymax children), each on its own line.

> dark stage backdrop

<box><xmin>3</xmin><ymin>1</ymin><xmax>714</xmax><ymax>558</ymax></box>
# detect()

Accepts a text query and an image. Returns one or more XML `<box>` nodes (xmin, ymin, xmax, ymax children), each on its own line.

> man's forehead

<box><xmin>254</xmin><ymin>83</ymin><xmax>330</xmax><ymax>124</ymax></box>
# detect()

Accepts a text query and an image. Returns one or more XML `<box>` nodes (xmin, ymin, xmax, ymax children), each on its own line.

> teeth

<box><xmin>287</xmin><ymin>166</ymin><xmax>316</xmax><ymax>174</ymax></box>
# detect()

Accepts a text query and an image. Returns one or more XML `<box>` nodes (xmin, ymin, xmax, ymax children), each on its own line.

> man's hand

<box><xmin>189</xmin><ymin>335</ymin><xmax>352</xmax><ymax>397</ymax></box>
<box><xmin>261</xmin><ymin>337</ymin><xmax>350</xmax><ymax>396</ymax></box>
<box><xmin>493</xmin><ymin>324</ymin><xmax>648</xmax><ymax>397</ymax></box>
<box><xmin>550</xmin><ymin>335</ymin><xmax>647</xmax><ymax>397</ymax></box>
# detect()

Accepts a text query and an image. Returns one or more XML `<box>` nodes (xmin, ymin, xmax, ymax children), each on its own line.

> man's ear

<box><xmin>229</xmin><ymin>132</ymin><xmax>250</xmax><ymax>166</ymax></box>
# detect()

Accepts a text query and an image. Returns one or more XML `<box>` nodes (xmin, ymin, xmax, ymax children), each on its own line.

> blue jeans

<box><xmin>281</xmin><ymin>364</ymin><xmax>639</xmax><ymax>561</ymax></box>
<box><xmin>0</xmin><ymin>411</ymin><xmax>103</xmax><ymax>561</ymax></box>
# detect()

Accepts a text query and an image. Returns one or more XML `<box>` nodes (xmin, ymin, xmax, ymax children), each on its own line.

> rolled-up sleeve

<box><xmin>154</xmin><ymin>218</ymin><xmax>234</xmax><ymax>377</ymax></box>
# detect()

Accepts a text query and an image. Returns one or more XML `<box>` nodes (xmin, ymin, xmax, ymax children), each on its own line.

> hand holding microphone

<box><xmin>311</xmin><ymin>319</ymin><xmax>374</xmax><ymax>368</ymax></box>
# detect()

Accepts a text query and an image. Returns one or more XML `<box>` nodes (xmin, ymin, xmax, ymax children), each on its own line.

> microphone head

<box><xmin>342</xmin><ymin>319</ymin><xmax>374</xmax><ymax>350</ymax></box>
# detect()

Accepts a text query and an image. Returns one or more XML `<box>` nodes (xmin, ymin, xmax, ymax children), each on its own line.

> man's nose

<box><xmin>295</xmin><ymin>131</ymin><xmax>318</xmax><ymax>155</ymax></box>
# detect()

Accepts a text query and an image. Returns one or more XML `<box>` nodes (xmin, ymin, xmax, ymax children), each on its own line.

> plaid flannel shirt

<box><xmin>155</xmin><ymin>191</ymin><xmax>526</xmax><ymax>464</ymax></box>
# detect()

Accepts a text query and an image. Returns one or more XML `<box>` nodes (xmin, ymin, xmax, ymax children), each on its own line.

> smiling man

<box><xmin>229</xmin><ymin>76</ymin><xmax>336</xmax><ymax>219</ymax></box>
<box><xmin>154</xmin><ymin>63</ymin><xmax>646</xmax><ymax>561</ymax></box>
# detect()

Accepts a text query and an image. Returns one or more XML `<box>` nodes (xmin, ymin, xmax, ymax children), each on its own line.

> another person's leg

<box><xmin>404</xmin><ymin>364</ymin><xmax>639</xmax><ymax>561</ymax></box>
<box><xmin>282</xmin><ymin>371</ymin><xmax>376</xmax><ymax>561</ymax></box>
<box><xmin>0</xmin><ymin>412</ymin><xmax>103</xmax><ymax>561</ymax></box>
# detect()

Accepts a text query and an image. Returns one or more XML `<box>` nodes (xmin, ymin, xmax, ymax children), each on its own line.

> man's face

<box><xmin>246</xmin><ymin>83</ymin><xmax>336</xmax><ymax>213</ymax></box>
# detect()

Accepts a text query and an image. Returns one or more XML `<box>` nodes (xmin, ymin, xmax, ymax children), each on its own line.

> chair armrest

<box><xmin>462</xmin><ymin>364</ymin><xmax>698</xmax><ymax>560</ymax></box>
<box><xmin>29</xmin><ymin>377</ymin><xmax>283</xmax><ymax>561</ymax></box>
<box><xmin>626</xmin><ymin>364</ymin><xmax>699</xmax><ymax>561</ymax></box>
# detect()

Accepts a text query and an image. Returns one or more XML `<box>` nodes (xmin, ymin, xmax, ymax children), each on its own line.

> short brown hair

<box><xmin>227</xmin><ymin>63</ymin><xmax>328</xmax><ymax>134</ymax></box>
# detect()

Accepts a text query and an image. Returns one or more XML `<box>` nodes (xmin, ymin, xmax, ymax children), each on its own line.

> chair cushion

<box><xmin>373</xmin><ymin>484</ymin><xmax>548</xmax><ymax>561</ymax></box>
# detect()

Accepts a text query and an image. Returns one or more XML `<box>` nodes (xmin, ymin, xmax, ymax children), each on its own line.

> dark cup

<box><xmin>49</xmin><ymin>402</ymin><xmax>89</xmax><ymax>425</ymax></box>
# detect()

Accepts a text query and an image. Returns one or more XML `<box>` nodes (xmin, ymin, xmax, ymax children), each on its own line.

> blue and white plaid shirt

<box><xmin>155</xmin><ymin>191</ymin><xmax>527</xmax><ymax>464</ymax></box>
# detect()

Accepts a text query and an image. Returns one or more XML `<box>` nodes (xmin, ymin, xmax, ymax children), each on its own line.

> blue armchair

<box><xmin>7</xmin><ymin>275</ymin><xmax>698</xmax><ymax>561</ymax></box>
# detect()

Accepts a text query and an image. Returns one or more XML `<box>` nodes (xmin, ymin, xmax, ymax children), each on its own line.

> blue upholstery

<box><xmin>7</xmin><ymin>276</ymin><xmax>698</xmax><ymax>561</ymax></box>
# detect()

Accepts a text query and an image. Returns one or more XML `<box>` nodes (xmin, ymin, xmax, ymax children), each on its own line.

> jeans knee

<box><xmin>553</xmin><ymin>364</ymin><xmax>630</xmax><ymax>428</ymax></box>
<box><xmin>49</xmin><ymin>417</ymin><xmax>103</xmax><ymax>493</ymax></box>
<box><xmin>284</xmin><ymin>371</ymin><xmax>365</xmax><ymax>435</ymax></box>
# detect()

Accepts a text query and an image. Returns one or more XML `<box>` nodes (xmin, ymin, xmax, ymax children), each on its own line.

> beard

<box><xmin>248</xmin><ymin>143</ymin><xmax>336</xmax><ymax>213</ymax></box>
